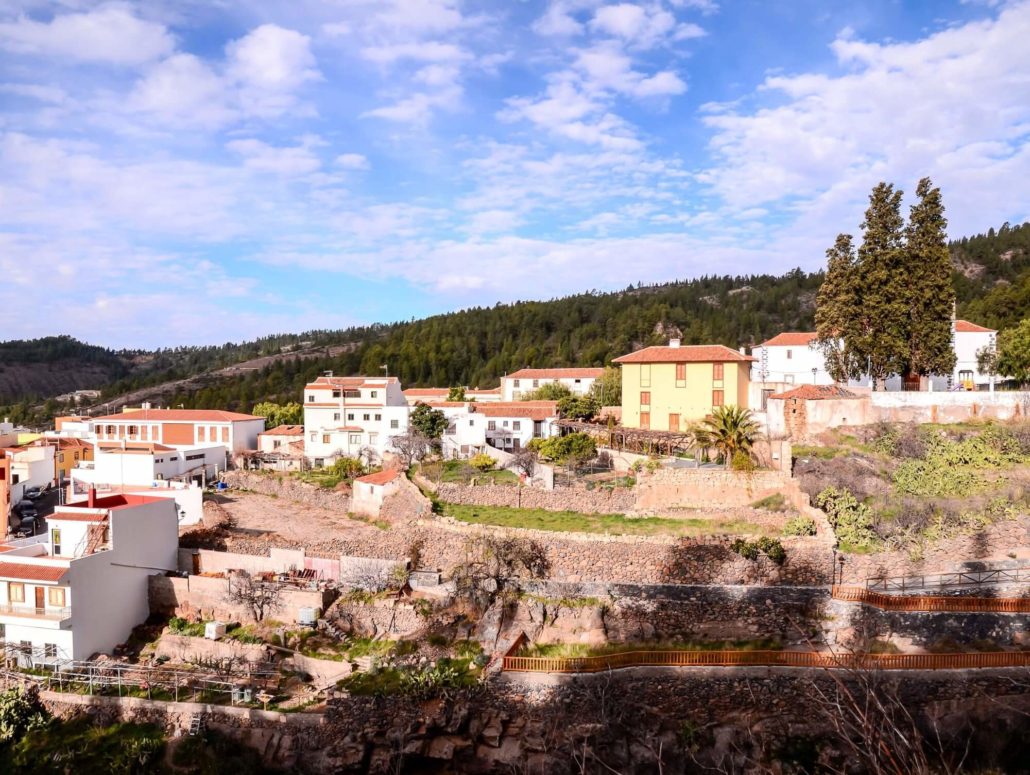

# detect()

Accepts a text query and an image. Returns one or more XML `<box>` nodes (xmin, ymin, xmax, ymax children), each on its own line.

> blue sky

<box><xmin>1</xmin><ymin>0</ymin><xmax>1029</xmax><ymax>348</ymax></box>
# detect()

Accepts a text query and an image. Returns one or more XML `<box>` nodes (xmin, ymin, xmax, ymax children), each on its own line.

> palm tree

<box><xmin>696</xmin><ymin>406</ymin><xmax>761</xmax><ymax>469</ymax></box>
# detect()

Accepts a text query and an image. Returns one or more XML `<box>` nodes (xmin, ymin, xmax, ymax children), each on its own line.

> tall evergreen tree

<box><xmin>815</xmin><ymin>234</ymin><xmax>863</xmax><ymax>382</ymax></box>
<box><xmin>856</xmin><ymin>182</ymin><xmax>908</xmax><ymax>387</ymax></box>
<box><xmin>904</xmin><ymin>177</ymin><xmax>957</xmax><ymax>378</ymax></box>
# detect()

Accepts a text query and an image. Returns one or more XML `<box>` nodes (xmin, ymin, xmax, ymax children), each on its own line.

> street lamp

<box><xmin>812</xmin><ymin>367</ymin><xmax>818</xmax><ymax>385</ymax></box>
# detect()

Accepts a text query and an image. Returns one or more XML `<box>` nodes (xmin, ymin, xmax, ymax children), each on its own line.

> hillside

<box><xmin>2</xmin><ymin>222</ymin><xmax>1028</xmax><ymax>424</ymax></box>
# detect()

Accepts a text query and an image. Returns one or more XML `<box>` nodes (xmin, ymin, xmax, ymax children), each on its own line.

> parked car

<box><xmin>17</xmin><ymin>500</ymin><xmax>38</xmax><ymax>520</ymax></box>
<box><xmin>24</xmin><ymin>486</ymin><xmax>43</xmax><ymax>500</ymax></box>
<box><xmin>8</xmin><ymin>509</ymin><xmax>39</xmax><ymax>537</ymax></box>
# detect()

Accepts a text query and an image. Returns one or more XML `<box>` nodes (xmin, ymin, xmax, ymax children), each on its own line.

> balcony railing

<box><xmin>0</xmin><ymin>603</ymin><xmax>72</xmax><ymax>621</ymax></box>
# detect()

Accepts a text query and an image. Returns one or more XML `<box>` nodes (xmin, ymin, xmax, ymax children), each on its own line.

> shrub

<box><xmin>814</xmin><ymin>486</ymin><xmax>880</xmax><ymax>552</ymax></box>
<box><xmin>752</xmin><ymin>493</ymin><xmax>787</xmax><ymax>511</ymax></box>
<box><xmin>782</xmin><ymin>515</ymin><xmax>817</xmax><ymax>536</ymax></box>
<box><xmin>645</xmin><ymin>458</ymin><xmax>661</xmax><ymax>473</ymax></box>
<box><xmin>468</xmin><ymin>453</ymin><xmax>495</xmax><ymax>472</ymax></box>
<box><xmin>729</xmin><ymin>538</ymin><xmax>759</xmax><ymax>561</ymax></box>
<box><xmin>731</xmin><ymin>450</ymin><xmax>755</xmax><ymax>472</ymax></box>
<box><xmin>756</xmin><ymin>537</ymin><xmax>787</xmax><ymax>565</ymax></box>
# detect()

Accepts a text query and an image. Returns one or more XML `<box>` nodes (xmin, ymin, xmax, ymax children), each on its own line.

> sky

<box><xmin>1</xmin><ymin>0</ymin><xmax>1029</xmax><ymax>349</ymax></box>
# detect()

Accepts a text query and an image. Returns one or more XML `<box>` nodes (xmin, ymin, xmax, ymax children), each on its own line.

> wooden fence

<box><xmin>502</xmin><ymin>649</ymin><xmax>1030</xmax><ymax>674</ymax></box>
<box><xmin>831</xmin><ymin>585</ymin><xmax>1030</xmax><ymax>613</ymax></box>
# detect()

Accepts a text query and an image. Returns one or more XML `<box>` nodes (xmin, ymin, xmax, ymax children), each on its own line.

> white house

<box><xmin>0</xmin><ymin>492</ymin><xmax>178</xmax><ymax>663</ymax></box>
<box><xmin>351</xmin><ymin>469</ymin><xmax>403</xmax><ymax>518</ymax></box>
<box><xmin>403</xmin><ymin>387</ymin><xmax>502</xmax><ymax>405</ymax></box>
<box><xmin>90</xmin><ymin>407</ymin><xmax>265</xmax><ymax>454</ymax></box>
<box><xmin>303</xmin><ymin>376</ymin><xmax>409</xmax><ymax>465</ymax></box>
<box><xmin>2</xmin><ymin>444</ymin><xmax>56</xmax><ymax>504</ymax></box>
<box><xmin>751</xmin><ymin>320</ymin><xmax>999</xmax><ymax>395</ymax></box>
<box><xmin>440</xmin><ymin>401</ymin><xmax>559</xmax><ymax>457</ymax></box>
<box><xmin>502</xmin><ymin>368</ymin><xmax>604</xmax><ymax>401</ymax></box>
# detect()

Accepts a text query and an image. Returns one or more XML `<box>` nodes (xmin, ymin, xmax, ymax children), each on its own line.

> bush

<box><xmin>731</xmin><ymin>450</ymin><xmax>755</xmax><ymax>472</ymax></box>
<box><xmin>531</xmin><ymin>432</ymin><xmax>597</xmax><ymax>464</ymax></box>
<box><xmin>782</xmin><ymin>515</ymin><xmax>817</xmax><ymax>536</ymax></box>
<box><xmin>752</xmin><ymin>493</ymin><xmax>787</xmax><ymax>511</ymax></box>
<box><xmin>468</xmin><ymin>453</ymin><xmax>495</xmax><ymax>472</ymax></box>
<box><xmin>815</xmin><ymin>486</ymin><xmax>880</xmax><ymax>552</ymax></box>
<box><xmin>756</xmin><ymin>537</ymin><xmax>787</xmax><ymax>565</ymax></box>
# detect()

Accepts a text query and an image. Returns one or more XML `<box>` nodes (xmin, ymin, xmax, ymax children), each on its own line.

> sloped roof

<box><xmin>0</xmin><ymin>562</ymin><xmax>69</xmax><ymax>582</ymax></box>
<box><xmin>93</xmin><ymin>409</ymin><xmax>261</xmax><ymax>422</ymax></box>
<box><xmin>613</xmin><ymin>345</ymin><xmax>754</xmax><ymax>364</ymax></box>
<box><xmin>770</xmin><ymin>385</ymin><xmax>860</xmax><ymax>401</ymax></box>
<box><xmin>760</xmin><ymin>332</ymin><xmax>819</xmax><ymax>347</ymax></box>
<box><xmin>506</xmin><ymin>368</ymin><xmax>604</xmax><ymax>380</ymax></box>
<box><xmin>259</xmin><ymin>425</ymin><xmax>305</xmax><ymax>436</ymax></box>
<box><xmin>469</xmin><ymin>401</ymin><xmax>559</xmax><ymax>420</ymax></box>
<box><xmin>356</xmin><ymin>469</ymin><xmax>402</xmax><ymax>486</ymax></box>
<box><xmin>954</xmin><ymin>319</ymin><xmax>995</xmax><ymax>333</ymax></box>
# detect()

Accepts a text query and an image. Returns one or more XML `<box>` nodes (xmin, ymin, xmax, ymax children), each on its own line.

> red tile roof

<box><xmin>355</xmin><ymin>469</ymin><xmax>402</xmax><ymax>486</ymax></box>
<box><xmin>770</xmin><ymin>385</ymin><xmax>860</xmax><ymax>401</ymax></box>
<box><xmin>954</xmin><ymin>319</ymin><xmax>995</xmax><ymax>333</ymax></box>
<box><xmin>470</xmin><ymin>401</ymin><xmax>559</xmax><ymax>420</ymax></box>
<box><xmin>92</xmin><ymin>409</ymin><xmax>262</xmax><ymax>422</ymax></box>
<box><xmin>613</xmin><ymin>345</ymin><xmax>754</xmax><ymax>364</ymax></box>
<box><xmin>305</xmin><ymin>376</ymin><xmax>397</xmax><ymax>390</ymax></box>
<box><xmin>335</xmin><ymin>426</ymin><xmax>364</xmax><ymax>432</ymax></box>
<box><xmin>404</xmin><ymin>388</ymin><xmax>449</xmax><ymax>396</ymax></box>
<box><xmin>507</xmin><ymin>368</ymin><xmax>604</xmax><ymax>380</ymax></box>
<box><xmin>0</xmin><ymin>562</ymin><xmax>69</xmax><ymax>582</ymax></box>
<box><xmin>97</xmin><ymin>441</ymin><xmax>176</xmax><ymax>454</ymax></box>
<box><xmin>760</xmin><ymin>332</ymin><xmax>819</xmax><ymax>347</ymax></box>
<box><xmin>259</xmin><ymin>425</ymin><xmax>304</xmax><ymax>436</ymax></box>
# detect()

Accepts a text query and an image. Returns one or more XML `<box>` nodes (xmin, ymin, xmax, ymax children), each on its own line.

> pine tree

<box><xmin>856</xmin><ymin>182</ymin><xmax>908</xmax><ymax>387</ymax></box>
<box><xmin>815</xmin><ymin>234</ymin><xmax>863</xmax><ymax>382</ymax></box>
<box><xmin>904</xmin><ymin>177</ymin><xmax>957</xmax><ymax>378</ymax></box>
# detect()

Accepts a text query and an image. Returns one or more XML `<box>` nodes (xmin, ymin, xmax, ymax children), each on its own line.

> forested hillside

<box><xmin>0</xmin><ymin>336</ymin><xmax>131</xmax><ymax>406</ymax></box>
<box><xmin>1</xmin><ymin>222</ymin><xmax>1027</xmax><ymax>424</ymax></box>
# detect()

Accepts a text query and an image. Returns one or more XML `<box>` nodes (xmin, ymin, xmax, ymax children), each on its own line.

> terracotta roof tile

<box><xmin>613</xmin><ymin>345</ymin><xmax>754</xmax><ymax>364</ymax></box>
<box><xmin>506</xmin><ymin>368</ymin><xmax>604</xmax><ymax>380</ymax></box>
<box><xmin>0</xmin><ymin>562</ymin><xmax>69</xmax><ymax>582</ymax></box>
<box><xmin>92</xmin><ymin>409</ymin><xmax>262</xmax><ymax>422</ymax></box>
<box><xmin>954</xmin><ymin>319</ymin><xmax>995</xmax><ymax>333</ymax></box>
<box><xmin>259</xmin><ymin>425</ymin><xmax>305</xmax><ymax>436</ymax></box>
<box><xmin>769</xmin><ymin>385</ymin><xmax>860</xmax><ymax>401</ymax></box>
<box><xmin>470</xmin><ymin>401</ymin><xmax>559</xmax><ymax>420</ymax></box>
<box><xmin>356</xmin><ymin>469</ymin><xmax>402</xmax><ymax>486</ymax></box>
<box><xmin>760</xmin><ymin>332</ymin><xmax>819</xmax><ymax>347</ymax></box>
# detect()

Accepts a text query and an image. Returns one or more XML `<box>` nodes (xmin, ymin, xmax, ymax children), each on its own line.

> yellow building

<box><xmin>23</xmin><ymin>437</ymin><xmax>94</xmax><ymax>483</ymax></box>
<box><xmin>613</xmin><ymin>341</ymin><xmax>754</xmax><ymax>431</ymax></box>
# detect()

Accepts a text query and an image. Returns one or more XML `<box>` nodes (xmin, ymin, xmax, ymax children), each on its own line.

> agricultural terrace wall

<box><xmin>330</xmin><ymin>599</ymin><xmax>425</xmax><ymax>639</ymax></box>
<box><xmin>154</xmin><ymin>632</ymin><xmax>269</xmax><ymax>664</ymax></box>
<box><xmin>148</xmin><ymin>574</ymin><xmax>330</xmax><ymax>624</ymax></box>
<box><xmin>222</xmin><ymin>470</ymin><xmax>352</xmax><ymax>512</ymax></box>
<box><xmin>433</xmin><ymin>482</ymin><xmax>636</xmax><ymax>514</ymax></box>
<box><xmin>178</xmin><ymin>548</ymin><xmax>405</xmax><ymax>586</ymax></box>
<box><xmin>872</xmin><ymin>390</ymin><xmax>1030</xmax><ymax>423</ymax></box>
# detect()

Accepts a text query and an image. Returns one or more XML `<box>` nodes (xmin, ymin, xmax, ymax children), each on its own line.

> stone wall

<box><xmin>330</xmin><ymin>599</ymin><xmax>425</xmax><ymax>639</ymax></box>
<box><xmin>635</xmin><ymin>468</ymin><xmax>791</xmax><ymax>510</ymax></box>
<box><xmin>223</xmin><ymin>470</ymin><xmax>351</xmax><ymax>513</ymax></box>
<box><xmin>154</xmin><ymin>632</ymin><xmax>270</xmax><ymax>664</ymax></box>
<box><xmin>149</xmin><ymin>574</ymin><xmax>330</xmax><ymax>624</ymax></box>
<box><xmin>434</xmin><ymin>482</ymin><xmax>636</xmax><ymax>514</ymax></box>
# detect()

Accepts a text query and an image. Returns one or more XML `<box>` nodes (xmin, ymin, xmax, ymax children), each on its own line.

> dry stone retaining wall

<box><xmin>222</xmin><ymin>470</ymin><xmax>352</xmax><ymax>513</ymax></box>
<box><xmin>434</xmin><ymin>482</ymin><xmax>636</xmax><ymax>514</ymax></box>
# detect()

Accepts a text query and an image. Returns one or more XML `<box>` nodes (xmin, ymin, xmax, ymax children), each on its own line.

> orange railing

<box><xmin>502</xmin><ymin>649</ymin><xmax>1030</xmax><ymax>674</ymax></box>
<box><xmin>832</xmin><ymin>585</ymin><xmax>1030</xmax><ymax>613</ymax></box>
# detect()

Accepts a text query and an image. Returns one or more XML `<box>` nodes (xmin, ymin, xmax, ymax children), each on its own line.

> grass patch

<box><xmin>338</xmin><ymin>657</ymin><xmax>480</xmax><ymax>698</ymax></box>
<box><xmin>520</xmin><ymin>592</ymin><xmax>603</xmax><ymax>608</ymax></box>
<box><xmin>792</xmin><ymin>445</ymin><xmax>846</xmax><ymax>460</ymax></box>
<box><xmin>167</xmin><ymin>616</ymin><xmax>207</xmax><ymax>638</ymax></box>
<box><xmin>521</xmin><ymin>638</ymin><xmax>783</xmax><ymax>658</ymax></box>
<box><xmin>1</xmin><ymin>717</ymin><xmax>166</xmax><ymax>774</ymax></box>
<box><xmin>441</xmin><ymin>502</ymin><xmax>771</xmax><ymax>537</ymax></box>
<box><xmin>751</xmin><ymin>492</ymin><xmax>787</xmax><ymax>511</ymax></box>
<box><xmin>422</xmin><ymin>459</ymin><xmax>520</xmax><ymax>485</ymax></box>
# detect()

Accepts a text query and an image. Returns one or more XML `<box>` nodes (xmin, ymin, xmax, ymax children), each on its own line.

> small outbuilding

<box><xmin>351</xmin><ymin>469</ymin><xmax>403</xmax><ymax>518</ymax></box>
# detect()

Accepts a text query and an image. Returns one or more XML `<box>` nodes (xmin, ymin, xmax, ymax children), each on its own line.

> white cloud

<box><xmin>533</xmin><ymin>3</ymin><xmax>585</xmax><ymax>36</ymax></box>
<box><xmin>335</xmin><ymin>153</ymin><xmax>370</xmax><ymax>170</ymax></box>
<box><xmin>226</xmin><ymin>24</ymin><xmax>320</xmax><ymax>117</ymax></box>
<box><xmin>227</xmin><ymin>138</ymin><xmax>323</xmax><ymax>176</ymax></box>
<box><xmin>590</xmin><ymin>3</ymin><xmax>705</xmax><ymax>47</ymax></box>
<box><xmin>0</xmin><ymin>82</ymin><xmax>66</xmax><ymax>103</ymax></box>
<box><xmin>574</xmin><ymin>44</ymin><xmax>686</xmax><ymax>97</ymax></box>
<box><xmin>361</xmin><ymin>41</ymin><xmax>470</xmax><ymax>64</ymax></box>
<box><xmin>0</xmin><ymin>2</ymin><xmax>174</xmax><ymax>65</ymax></box>
<box><xmin>128</xmin><ymin>53</ymin><xmax>235</xmax><ymax>129</ymax></box>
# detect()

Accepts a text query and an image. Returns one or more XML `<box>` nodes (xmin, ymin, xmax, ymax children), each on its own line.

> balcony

<box><xmin>0</xmin><ymin>603</ymin><xmax>72</xmax><ymax>626</ymax></box>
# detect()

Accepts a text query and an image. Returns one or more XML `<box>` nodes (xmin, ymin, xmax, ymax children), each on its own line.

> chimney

<box><xmin>739</xmin><ymin>346</ymin><xmax>746</xmax><ymax>354</ymax></box>
<box><xmin>669</xmin><ymin>338</ymin><xmax>681</xmax><ymax>348</ymax></box>
<box><xmin>88</xmin><ymin>486</ymin><xmax>96</xmax><ymax>508</ymax></box>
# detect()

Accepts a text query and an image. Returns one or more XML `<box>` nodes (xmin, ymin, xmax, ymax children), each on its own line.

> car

<box><xmin>24</xmin><ymin>487</ymin><xmax>43</xmax><ymax>500</ymax></box>
<box><xmin>17</xmin><ymin>500</ymin><xmax>38</xmax><ymax>520</ymax></box>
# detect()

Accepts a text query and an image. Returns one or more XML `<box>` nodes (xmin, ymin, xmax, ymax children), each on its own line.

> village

<box><xmin>0</xmin><ymin>313</ymin><xmax>1027</xmax><ymax>772</ymax></box>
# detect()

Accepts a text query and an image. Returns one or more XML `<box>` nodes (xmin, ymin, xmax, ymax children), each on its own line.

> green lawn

<box><xmin>441</xmin><ymin>502</ymin><xmax>771</xmax><ymax>537</ymax></box>
<box><xmin>521</xmin><ymin>638</ymin><xmax>783</xmax><ymax>658</ymax></box>
<box><xmin>422</xmin><ymin>459</ymin><xmax>520</xmax><ymax>485</ymax></box>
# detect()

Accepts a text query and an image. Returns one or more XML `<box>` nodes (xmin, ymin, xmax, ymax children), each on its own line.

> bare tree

<box><xmin>358</xmin><ymin>445</ymin><xmax>379</xmax><ymax>471</ymax></box>
<box><xmin>451</xmin><ymin>534</ymin><xmax>550</xmax><ymax>610</ymax></box>
<box><xmin>345</xmin><ymin>559</ymin><xmax>395</xmax><ymax>592</ymax></box>
<box><xmin>225</xmin><ymin>571</ymin><xmax>283</xmax><ymax>622</ymax></box>
<box><xmin>506</xmin><ymin>447</ymin><xmax>539</xmax><ymax>479</ymax></box>
<box><xmin>390</xmin><ymin>430</ymin><xmax>433</xmax><ymax>468</ymax></box>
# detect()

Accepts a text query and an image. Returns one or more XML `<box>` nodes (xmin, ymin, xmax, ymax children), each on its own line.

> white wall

<box><xmin>751</xmin><ymin>344</ymin><xmax>833</xmax><ymax>386</ymax></box>
<box><xmin>502</xmin><ymin>375</ymin><xmax>597</xmax><ymax>401</ymax></box>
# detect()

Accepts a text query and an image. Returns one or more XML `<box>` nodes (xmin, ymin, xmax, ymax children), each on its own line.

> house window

<box><xmin>370</xmin><ymin>391</ymin><xmax>378</xmax><ymax>398</ymax></box>
<box><xmin>712</xmin><ymin>390</ymin><xmax>724</xmax><ymax>407</ymax></box>
<box><xmin>344</xmin><ymin>390</ymin><xmax>360</xmax><ymax>398</ymax></box>
<box><xmin>273</xmin><ymin>440</ymin><xmax>282</xmax><ymax>449</ymax></box>
<box><xmin>640</xmin><ymin>364</ymin><xmax>651</xmax><ymax>387</ymax></box>
<box><xmin>713</xmin><ymin>363</ymin><xmax>724</xmax><ymax>381</ymax></box>
<box><xmin>640</xmin><ymin>391</ymin><xmax>651</xmax><ymax>406</ymax></box>
<box><xmin>59</xmin><ymin>453</ymin><xmax>65</xmax><ymax>463</ymax></box>
<box><xmin>348</xmin><ymin>413</ymin><xmax>355</xmax><ymax>421</ymax></box>
<box><xmin>669</xmin><ymin>413</ymin><xmax>680</xmax><ymax>432</ymax></box>
<box><xmin>332</xmin><ymin>390</ymin><xmax>341</xmax><ymax>398</ymax></box>
<box><xmin>106</xmin><ymin>425</ymin><xmax>115</xmax><ymax>436</ymax></box>
<box><xmin>333</xmin><ymin>413</ymin><xmax>341</xmax><ymax>421</ymax></box>
<box><xmin>375</xmin><ymin>413</ymin><xmax>382</xmax><ymax>421</ymax></box>
<box><xmin>369</xmin><ymin>433</ymin><xmax>378</xmax><ymax>446</ymax></box>
<box><xmin>221</xmin><ymin>427</ymin><xmax>229</xmax><ymax>442</ymax></box>
<box><xmin>513</xmin><ymin>421</ymin><xmax>521</xmax><ymax>431</ymax></box>
<box><xmin>74</xmin><ymin>452</ymin><xmax>80</xmax><ymax>460</ymax></box>
<box><xmin>784</xmin><ymin>375</ymin><xmax>795</xmax><ymax>384</ymax></box>
<box><xmin>675</xmin><ymin>363</ymin><xmax>686</xmax><ymax>386</ymax></box>
<box><xmin>533</xmin><ymin>380</ymin><xmax>539</xmax><ymax>388</ymax></box>
<box><xmin>639</xmin><ymin>412</ymin><xmax>650</xmax><ymax>430</ymax></box>
<box><xmin>51</xmin><ymin>529</ymin><xmax>61</xmax><ymax>554</ymax></box>
<box><xmin>310</xmin><ymin>433</ymin><xmax>317</xmax><ymax>441</ymax></box>
<box><xmin>786</xmin><ymin>349</ymin><xmax>793</xmax><ymax>360</ymax></box>
<box><xmin>44</xmin><ymin>643</ymin><xmax>57</xmax><ymax>658</ymax></box>
<box><xmin>469</xmin><ymin>419</ymin><xmax>474</xmax><ymax>426</ymax></box>
<box><xmin>574</xmin><ymin>379</ymin><xmax>581</xmax><ymax>384</ymax></box>
<box><xmin>503</xmin><ymin>420</ymin><xmax>509</xmax><ymax>427</ymax></box>
<box><xmin>48</xmin><ymin>587</ymin><xmax>65</xmax><ymax>607</ymax></box>
<box><xmin>513</xmin><ymin>379</ymin><xmax>520</xmax><ymax>387</ymax></box>
<box><xmin>128</xmin><ymin>425</ymin><xmax>138</xmax><ymax>436</ymax></box>
<box><xmin>488</xmin><ymin>421</ymin><xmax>497</xmax><ymax>431</ymax></box>
<box><xmin>140</xmin><ymin>426</ymin><xmax>148</xmax><ymax>440</ymax></box>
<box><xmin>198</xmin><ymin>427</ymin><xmax>206</xmax><ymax>442</ymax></box>
<box><xmin>390</xmin><ymin>419</ymin><xmax>399</xmax><ymax>429</ymax></box>
<box><xmin>308</xmin><ymin>394</ymin><xmax>315</xmax><ymax>402</ymax></box>
<box><xmin>322</xmin><ymin>434</ymin><xmax>331</xmax><ymax>444</ymax></box>
<box><xmin>363</xmin><ymin>414</ymin><xmax>370</xmax><ymax>421</ymax></box>
<box><xmin>9</xmin><ymin>583</ymin><xmax>25</xmax><ymax>603</ymax></box>
<box><xmin>349</xmin><ymin>434</ymin><xmax>361</xmax><ymax>444</ymax></box>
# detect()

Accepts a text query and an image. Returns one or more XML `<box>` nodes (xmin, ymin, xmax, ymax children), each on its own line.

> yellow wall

<box><xmin>17</xmin><ymin>432</ymin><xmax>42</xmax><ymax>445</ymax></box>
<box><xmin>620</xmin><ymin>361</ymin><xmax>751</xmax><ymax>431</ymax></box>
<box><xmin>55</xmin><ymin>444</ymin><xmax>93</xmax><ymax>482</ymax></box>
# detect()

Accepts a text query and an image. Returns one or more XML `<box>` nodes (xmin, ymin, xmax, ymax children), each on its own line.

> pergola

<box><xmin>554</xmin><ymin>419</ymin><xmax>697</xmax><ymax>456</ymax></box>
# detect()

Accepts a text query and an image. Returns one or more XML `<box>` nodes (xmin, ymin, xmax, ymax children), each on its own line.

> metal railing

<box><xmin>866</xmin><ymin>566</ymin><xmax>1030</xmax><ymax>593</ymax></box>
<box><xmin>502</xmin><ymin>649</ymin><xmax>1030</xmax><ymax>674</ymax></box>
<box><xmin>832</xmin><ymin>585</ymin><xmax>1030</xmax><ymax>613</ymax></box>
<box><xmin>0</xmin><ymin>603</ymin><xmax>72</xmax><ymax>621</ymax></box>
